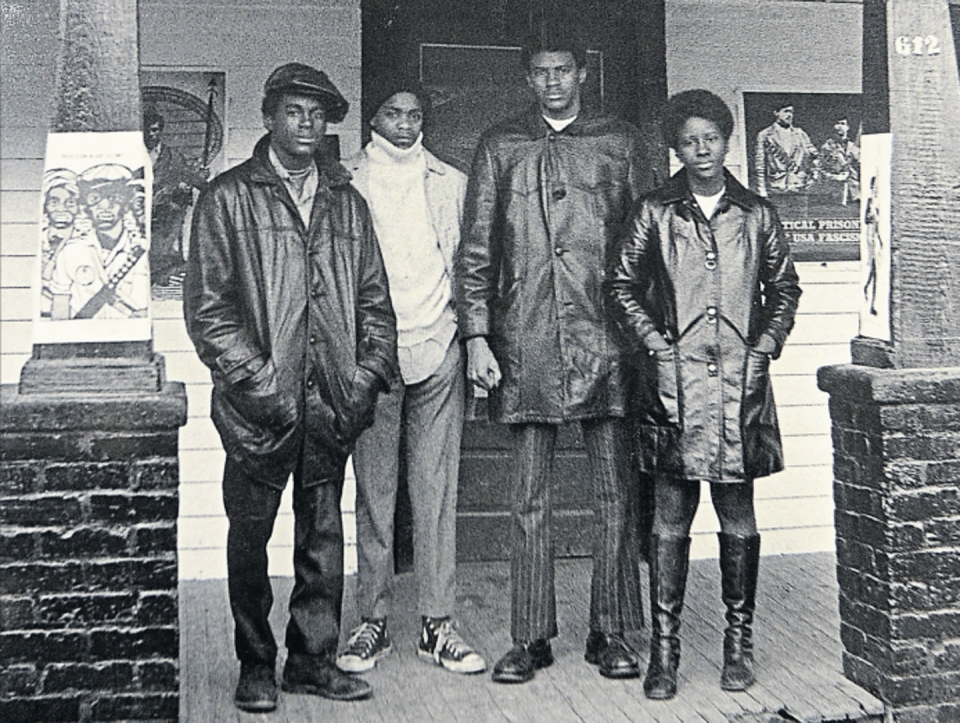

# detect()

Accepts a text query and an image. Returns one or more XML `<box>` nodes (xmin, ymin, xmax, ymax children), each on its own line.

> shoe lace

<box><xmin>432</xmin><ymin>620</ymin><xmax>474</xmax><ymax>662</ymax></box>
<box><xmin>344</xmin><ymin>621</ymin><xmax>383</xmax><ymax>657</ymax></box>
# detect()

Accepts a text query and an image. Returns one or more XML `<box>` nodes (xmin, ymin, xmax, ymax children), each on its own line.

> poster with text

<box><xmin>32</xmin><ymin>132</ymin><xmax>152</xmax><ymax>345</ymax></box>
<box><xmin>858</xmin><ymin>133</ymin><xmax>892</xmax><ymax>342</ymax></box>
<box><xmin>743</xmin><ymin>92</ymin><xmax>862</xmax><ymax>261</ymax></box>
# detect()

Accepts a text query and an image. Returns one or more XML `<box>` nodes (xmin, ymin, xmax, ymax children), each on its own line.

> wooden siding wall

<box><xmin>1</xmin><ymin>0</ymin><xmax>862</xmax><ymax>579</ymax></box>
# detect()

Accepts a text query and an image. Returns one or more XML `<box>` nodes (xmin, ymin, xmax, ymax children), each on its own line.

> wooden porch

<box><xmin>180</xmin><ymin>552</ymin><xmax>884</xmax><ymax>722</ymax></box>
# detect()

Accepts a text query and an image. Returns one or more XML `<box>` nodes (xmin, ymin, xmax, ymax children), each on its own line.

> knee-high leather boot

<box><xmin>643</xmin><ymin>535</ymin><xmax>691</xmax><ymax>700</ymax></box>
<box><xmin>718</xmin><ymin>532</ymin><xmax>760</xmax><ymax>691</ymax></box>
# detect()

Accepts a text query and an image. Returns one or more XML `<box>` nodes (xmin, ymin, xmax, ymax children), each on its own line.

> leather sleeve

<box><xmin>606</xmin><ymin>201</ymin><xmax>664</xmax><ymax>350</ymax></box>
<box><xmin>757</xmin><ymin>204</ymin><xmax>802</xmax><ymax>358</ymax></box>
<box><xmin>354</xmin><ymin>199</ymin><xmax>400</xmax><ymax>390</ymax></box>
<box><xmin>455</xmin><ymin>138</ymin><xmax>499</xmax><ymax>341</ymax></box>
<box><xmin>183</xmin><ymin>183</ymin><xmax>266</xmax><ymax>385</ymax></box>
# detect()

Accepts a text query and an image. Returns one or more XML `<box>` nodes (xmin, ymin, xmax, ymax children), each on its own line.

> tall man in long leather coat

<box><xmin>185</xmin><ymin>63</ymin><xmax>398</xmax><ymax>713</ymax></box>
<box><xmin>456</xmin><ymin>32</ymin><xmax>663</xmax><ymax>684</ymax></box>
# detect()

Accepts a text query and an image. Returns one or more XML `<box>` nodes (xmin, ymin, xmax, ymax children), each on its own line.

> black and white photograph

<box><xmin>2</xmin><ymin>2</ymin><xmax>960</xmax><ymax>723</ymax></box>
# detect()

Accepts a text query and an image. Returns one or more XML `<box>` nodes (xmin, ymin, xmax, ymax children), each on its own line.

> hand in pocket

<box><xmin>337</xmin><ymin>367</ymin><xmax>381</xmax><ymax>445</ymax></box>
<box><xmin>654</xmin><ymin>346</ymin><xmax>681</xmax><ymax>427</ymax></box>
<box><xmin>229</xmin><ymin>359</ymin><xmax>297</xmax><ymax>430</ymax></box>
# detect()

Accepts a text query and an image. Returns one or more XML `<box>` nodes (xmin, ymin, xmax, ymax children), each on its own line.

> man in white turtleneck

<box><xmin>338</xmin><ymin>88</ymin><xmax>486</xmax><ymax>676</ymax></box>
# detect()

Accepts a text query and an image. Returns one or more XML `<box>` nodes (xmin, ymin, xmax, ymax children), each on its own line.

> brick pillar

<box><xmin>1</xmin><ymin>383</ymin><xmax>187</xmax><ymax>722</ymax></box>
<box><xmin>818</xmin><ymin>1</ymin><xmax>960</xmax><ymax>721</ymax></box>
<box><xmin>818</xmin><ymin>366</ymin><xmax>960</xmax><ymax>721</ymax></box>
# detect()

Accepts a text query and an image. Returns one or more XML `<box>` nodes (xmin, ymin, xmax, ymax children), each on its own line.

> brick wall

<box><xmin>818</xmin><ymin>364</ymin><xmax>960</xmax><ymax>723</ymax></box>
<box><xmin>1</xmin><ymin>383</ymin><xmax>187</xmax><ymax>723</ymax></box>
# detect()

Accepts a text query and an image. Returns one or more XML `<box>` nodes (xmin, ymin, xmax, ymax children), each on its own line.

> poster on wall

<box><xmin>32</xmin><ymin>132</ymin><xmax>152</xmax><ymax>345</ymax></box>
<box><xmin>141</xmin><ymin>70</ymin><xmax>225</xmax><ymax>299</ymax></box>
<box><xmin>743</xmin><ymin>92</ymin><xmax>862</xmax><ymax>261</ymax></box>
<box><xmin>858</xmin><ymin>133</ymin><xmax>892</xmax><ymax>342</ymax></box>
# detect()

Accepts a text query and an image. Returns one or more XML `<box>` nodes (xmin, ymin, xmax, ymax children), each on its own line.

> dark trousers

<box><xmin>509</xmin><ymin>418</ymin><xmax>644</xmax><ymax>643</ymax></box>
<box><xmin>223</xmin><ymin>454</ymin><xmax>346</xmax><ymax>666</ymax></box>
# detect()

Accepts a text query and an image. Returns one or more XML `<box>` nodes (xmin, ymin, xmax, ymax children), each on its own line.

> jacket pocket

<box><xmin>654</xmin><ymin>347</ymin><xmax>682</xmax><ymax>428</ymax></box>
<box><xmin>334</xmin><ymin>367</ymin><xmax>381</xmax><ymax>449</ymax></box>
<box><xmin>741</xmin><ymin>347</ymin><xmax>783</xmax><ymax>474</ymax></box>
<box><xmin>742</xmin><ymin>348</ymin><xmax>772</xmax><ymax>416</ymax></box>
<box><xmin>224</xmin><ymin>358</ymin><xmax>298</xmax><ymax>430</ymax></box>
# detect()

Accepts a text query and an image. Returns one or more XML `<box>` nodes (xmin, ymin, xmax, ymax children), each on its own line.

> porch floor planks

<box><xmin>759</xmin><ymin>557</ymin><xmax>881</xmax><ymax>720</ymax></box>
<box><xmin>179</xmin><ymin>552</ymin><xmax>883</xmax><ymax>722</ymax></box>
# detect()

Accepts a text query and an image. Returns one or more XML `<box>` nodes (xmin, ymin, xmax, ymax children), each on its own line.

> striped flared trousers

<box><xmin>508</xmin><ymin>417</ymin><xmax>645</xmax><ymax>643</ymax></box>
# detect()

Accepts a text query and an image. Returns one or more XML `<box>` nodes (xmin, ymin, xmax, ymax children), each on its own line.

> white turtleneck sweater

<box><xmin>352</xmin><ymin>131</ymin><xmax>457</xmax><ymax>384</ymax></box>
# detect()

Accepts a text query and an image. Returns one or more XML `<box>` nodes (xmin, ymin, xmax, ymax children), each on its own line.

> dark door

<box><xmin>363</xmin><ymin>0</ymin><xmax>666</xmax><ymax>562</ymax></box>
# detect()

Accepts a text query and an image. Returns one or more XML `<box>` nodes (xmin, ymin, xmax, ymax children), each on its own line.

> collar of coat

<box><xmin>659</xmin><ymin>168</ymin><xmax>760</xmax><ymax>215</ymax></box>
<box><xmin>499</xmin><ymin>105</ymin><xmax>616</xmax><ymax>139</ymax></box>
<box><xmin>248</xmin><ymin>134</ymin><xmax>352</xmax><ymax>188</ymax></box>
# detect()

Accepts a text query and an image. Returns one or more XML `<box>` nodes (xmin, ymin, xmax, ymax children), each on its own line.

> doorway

<box><xmin>361</xmin><ymin>0</ymin><xmax>667</xmax><ymax>564</ymax></box>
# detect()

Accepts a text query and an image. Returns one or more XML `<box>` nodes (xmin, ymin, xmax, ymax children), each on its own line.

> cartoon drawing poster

<box><xmin>33</xmin><ymin>132</ymin><xmax>153</xmax><ymax>344</ymax></box>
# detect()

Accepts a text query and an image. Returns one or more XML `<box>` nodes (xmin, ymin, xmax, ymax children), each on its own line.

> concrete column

<box><xmin>819</xmin><ymin>2</ymin><xmax>960</xmax><ymax>720</ymax></box>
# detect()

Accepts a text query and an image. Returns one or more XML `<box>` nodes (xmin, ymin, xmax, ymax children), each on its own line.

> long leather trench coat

<box><xmin>456</xmin><ymin>108</ymin><xmax>660</xmax><ymax>424</ymax></box>
<box><xmin>607</xmin><ymin>170</ymin><xmax>801</xmax><ymax>481</ymax></box>
<box><xmin>185</xmin><ymin>136</ymin><xmax>398</xmax><ymax>488</ymax></box>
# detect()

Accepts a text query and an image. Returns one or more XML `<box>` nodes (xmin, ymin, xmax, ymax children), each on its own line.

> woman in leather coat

<box><xmin>607</xmin><ymin>90</ymin><xmax>801</xmax><ymax>700</ymax></box>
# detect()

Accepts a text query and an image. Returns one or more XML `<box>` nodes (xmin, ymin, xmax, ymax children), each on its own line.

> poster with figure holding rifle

<box><xmin>32</xmin><ymin>132</ymin><xmax>153</xmax><ymax>345</ymax></box>
<box><xmin>744</xmin><ymin>91</ymin><xmax>862</xmax><ymax>261</ymax></box>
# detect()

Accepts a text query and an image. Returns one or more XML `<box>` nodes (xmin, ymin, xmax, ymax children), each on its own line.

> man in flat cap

<box><xmin>336</xmin><ymin>85</ymin><xmax>485</xmax><ymax>676</ymax></box>
<box><xmin>185</xmin><ymin>62</ymin><xmax>399</xmax><ymax>712</ymax></box>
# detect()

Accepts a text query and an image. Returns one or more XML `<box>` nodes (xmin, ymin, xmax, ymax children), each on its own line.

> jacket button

<box><xmin>552</xmin><ymin>188</ymin><xmax>566</xmax><ymax>201</ymax></box>
<box><xmin>705</xmin><ymin>259</ymin><xmax>717</xmax><ymax>270</ymax></box>
<box><xmin>555</xmin><ymin>246</ymin><xmax>564</xmax><ymax>256</ymax></box>
<box><xmin>309</xmin><ymin>335</ymin><xmax>317</xmax><ymax>344</ymax></box>
<box><xmin>311</xmin><ymin>290</ymin><xmax>320</xmax><ymax>299</ymax></box>
<box><xmin>548</xmin><ymin>134</ymin><xmax>556</xmax><ymax>142</ymax></box>
<box><xmin>306</xmin><ymin>378</ymin><xmax>315</xmax><ymax>389</ymax></box>
<box><xmin>707</xmin><ymin>362</ymin><xmax>718</xmax><ymax>376</ymax></box>
<box><xmin>706</xmin><ymin>306</ymin><xmax>718</xmax><ymax>323</ymax></box>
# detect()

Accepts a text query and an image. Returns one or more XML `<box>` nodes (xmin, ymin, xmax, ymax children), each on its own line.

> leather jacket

<box><xmin>456</xmin><ymin>107</ymin><xmax>661</xmax><ymax>423</ymax></box>
<box><xmin>607</xmin><ymin>169</ymin><xmax>801</xmax><ymax>480</ymax></box>
<box><xmin>185</xmin><ymin>136</ymin><xmax>398</xmax><ymax>487</ymax></box>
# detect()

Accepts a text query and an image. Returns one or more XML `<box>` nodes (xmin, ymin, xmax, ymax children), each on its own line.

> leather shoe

<box><xmin>234</xmin><ymin>661</ymin><xmax>277</xmax><ymax>712</ymax></box>
<box><xmin>584</xmin><ymin>631</ymin><xmax>641</xmax><ymax>679</ymax></box>
<box><xmin>282</xmin><ymin>652</ymin><xmax>372</xmax><ymax>701</ymax></box>
<box><xmin>491</xmin><ymin>639</ymin><xmax>553</xmax><ymax>684</ymax></box>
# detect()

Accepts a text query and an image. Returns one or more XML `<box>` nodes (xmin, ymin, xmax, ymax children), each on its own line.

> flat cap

<box><xmin>263</xmin><ymin>63</ymin><xmax>349</xmax><ymax>124</ymax></box>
